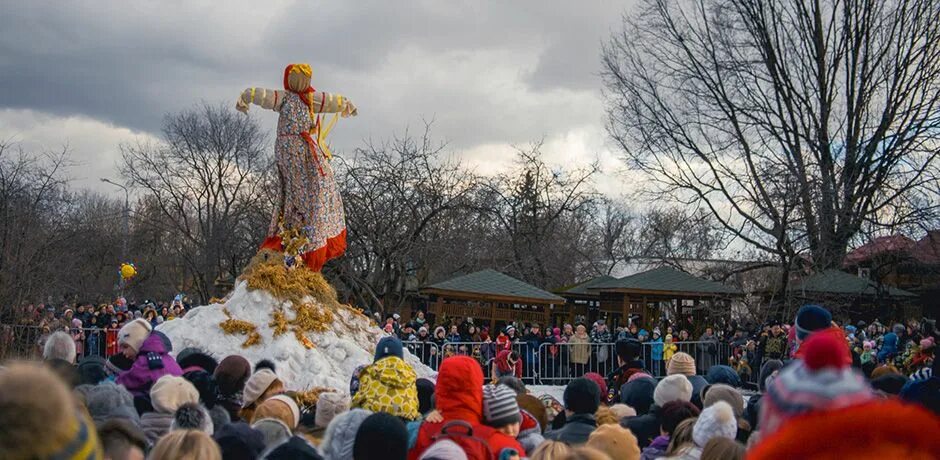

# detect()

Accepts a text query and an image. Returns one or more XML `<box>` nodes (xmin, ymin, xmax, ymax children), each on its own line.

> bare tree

<box><xmin>120</xmin><ymin>103</ymin><xmax>271</xmax><ymax>302</ymax></box>
<box><xmin>602</xmin><ymin>0</ymin><xmax>940</xmax><ymax>282</ymax></box>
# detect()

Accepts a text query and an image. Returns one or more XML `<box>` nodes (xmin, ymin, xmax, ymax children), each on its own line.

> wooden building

<box><xmin>558</xmin><ymin>266</ymin><xmax>742</xmax><ymax>329</ymax></box>
<box><xmin>789</xmin><ymin>269</ymin><xmax>919</xmax><ymax>320</ymax></box>
<box><xmin>420</xmin><ymin>269</ymin><xmax>565</xmax><ymax>330</ymax></box>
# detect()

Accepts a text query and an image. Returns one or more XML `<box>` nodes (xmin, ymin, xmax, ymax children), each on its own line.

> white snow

<box><xmin>527</xmin><ymin>385</ymin><xmax>566</xmax><ymax>402</ymax></box>
<box><xmin>157</xmin><ymin>280</ymin><xmax>433</xmax><ymax>391</ymax></box>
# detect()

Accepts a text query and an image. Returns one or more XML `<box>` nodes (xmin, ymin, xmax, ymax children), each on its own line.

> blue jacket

<box><xmin>878</xmin><ymin>333</ymin><xmax>899</xmax><ymax>362</ymax></box>
<box><xmin>650</xmin><ymin>337</ymin><xmax>664</xmax><ymax>361</ymax></box>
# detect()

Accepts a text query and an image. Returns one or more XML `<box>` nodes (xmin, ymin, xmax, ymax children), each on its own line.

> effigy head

<box><xmin>284</xmin><ymin>63</ymin><xmax>312</xmax><ymax>92</ymax></box>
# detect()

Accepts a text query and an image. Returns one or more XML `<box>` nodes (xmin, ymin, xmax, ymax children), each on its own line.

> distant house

<box><xmin>420</xmin><ymin>269</ymin><xmax>565</xmax><ymax>331</ymax></box>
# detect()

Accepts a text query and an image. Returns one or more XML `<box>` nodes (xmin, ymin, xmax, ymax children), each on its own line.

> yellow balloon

<box><xmin>120</xmin><ymin>263</ymin><xmax>136</xmax><ymax>280</ymax></box>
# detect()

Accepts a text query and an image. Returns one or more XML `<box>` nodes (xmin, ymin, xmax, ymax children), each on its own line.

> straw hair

<box><xmin>530</xmin><ymin>440</ymin><xmax>572</xmax><ymax>460</ymax></box>
<box><xmin>149</xmin><ymin>429</ymin><xmax>221</xmax><ymax>460</ymax></box>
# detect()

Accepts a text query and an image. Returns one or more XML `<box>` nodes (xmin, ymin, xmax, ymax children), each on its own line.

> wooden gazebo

<box><xmin>421</xmin><ymin>269</ymin><xmax>564</xmax><ymax>330</ymax></box>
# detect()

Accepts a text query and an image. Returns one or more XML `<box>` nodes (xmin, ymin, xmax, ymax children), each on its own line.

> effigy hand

<box><xmin>342</xmin><ymin>100</ymin><xmax>358</xmax><ymax>118</ymax></box>
<box><xmin>236</xmin><ymin>98</ymin><xmax>249</xmax><ymax>114</ymax></box>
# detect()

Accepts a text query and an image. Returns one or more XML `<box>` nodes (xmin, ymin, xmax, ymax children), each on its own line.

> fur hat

<box><xmin>564</xmin><ymin>377</ymin><xmax>601</xmax><ymax>415</ymax></box>
<box><xmin>586</xmin><ymin>423</ymin><xmax>641</xmax><ymax>460</ymax></box>
<box><xmin>319</xmin><ymin>408</ymin><xmax>372</xmax><ymax>460</ymax></box>
<box><xmin>419</xmin><ymin>439</ymin><xmax>467</xmax><ymax>460</ymax></box>
<box><xmin>77</xmin><ymin>355</ymin><xmax>109</xmax><ymax>386</ymax></box>
<box><xmin>353</xmin><ymin>412</ymin><xmax>409</xmax><ymax>460</ymax></box>
<box><xmin>251</xmin><ymin>418</ymin><xmax>291</xmax><ymax>449</ymax></box>
<box><xmin>654</xmin><ymin>374</ymin><xmax>693</xmax><ymax>407</ymax></box>
<box><xmin>0</xmin><ymin>363</ymin><xmax>103</xmax><ymax>459</ymax></box>
<box><xmin>176</xmin><ymin>347</ymin><xmax>218</xmax><ymax>374</ymax></box>
<box><xmin>118</xmin><ymin>318</ymin><xmax>152</xmax><ymax>353</ymax></box>
<box><xmin>214</xmin><ymin>355</ymin><xmax>252</xmax><ymax>396</ymax></box>
<box><xmin>701</xmin><ymin>384</ymin><xmax>744</xmax><ymax>417</ymax></box>
<box><xmin>183</xmin><ymin>369</ymin><xmax>218</xmax><ymax>408</ymax></box>
<box><xmin>794</xmin><ymin>304</ymin><xmax>832</xmax><ymax>340</ymax></box>
<box><xmin>692</xmin><ymin>401</ymin><xmax>737</xmax><ymax>448</ymax></box>
<box><xmin>150</xmin><ymin>375</ymin><xmax>200</xmax><ymax>414</ymax></box>
<box><xmin>171</xmin><ymin>402</ymin><xmax>214</xmax><ymax>435</ymax></box>
<box><xmin>264</xmin><ymin>435</ymin><xmax>322</xmax><ymax>460</ymax></box>
<box><xmin>316</xmin><ymin>391</ymin><xmax>351</xmax><ymax>428</ymax></box>
<box><xmin>242</xmin><ymin>369</ymin><xmax>280</xmax><ymax>408</ymax></box>
<box><xmin>483</xmin><ymin>384</ymin><xmax>522</xmax><ymax>428</ymax></box>
<box><xmin>252</xmin><ymin>394</ymin><xmax>300</xmax><ymax>429</ymax></box>
<box><xmin>667</xmin><ymin>352</ymin><xmax>696</xmax><ymax>376</ymax></box>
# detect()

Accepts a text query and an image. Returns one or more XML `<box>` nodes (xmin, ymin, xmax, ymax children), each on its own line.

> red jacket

<box><xmin>495</xmin><ymin>349</ymin><xmax>522</xmax><ymax>378</ymax></box>
<box><xmin>409</xmin><ymin>356</ymin><xmax>525</xmax><ymax>460</ymax></box>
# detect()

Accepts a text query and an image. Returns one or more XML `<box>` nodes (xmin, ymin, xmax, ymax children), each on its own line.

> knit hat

<box><xmin>620</xmin><ymin>377</ymin><xmax>656</xmax><ymax>415</ymax></box>
<box><xmin>653</xmin><ymin>374</ymin><xmax>693</xmax><ymax>407</ymax></box>
<box><xmin>264</xmin><ymin>435</ymin><xmax>324</xmax><ymax>460</ymax></box>
<box><xmin>374</xmin><ymin>336</ymin><xmax>404</xmax><ymax>361</ymax></box>
<box><xmin>251</xmin><ymin>418</ymin><xmax>291</xmax><ymax>449</ymax></box>
<box><xmin>253</xmin><ymin>394</ymin><xmax>300</xmax><ymax>429</ymax></box>
<box><xmin>666</xmin><ymin>352</ymin><xmax>696</xmax><ymax>376</ymax></box>
<box><xmin>794</xmin><ymin>304</ymin><xmax>832</xmax><ymax>340</ymax></box>
<box><xmin>692</xmin><ymin>401</ymin><xmax>737</xmax><ymax>448</ymax></box>
<box><xmin>77</xmin><ymin>355</ymin><xmax>109</xmax><ymax>385</ymax></box>
<box><xmin>627</xmin><ymin>372</ymin><xmax>653</xmax><ymax>383</ymax></box>
<box><xmin>315</xmin><ymin>391</ymin><xmax>351</xmax><ymax>428</ymax></box>
<box><xmin>660</xmin><ymin>400</ymin><xmax>700</xmax><ymax>435</ymax></box>
<box><xmin>0</xmin><ymin>363</ymin><xmax>103</xmax><ymax>459</ymax></box>
<box><xmin>171</xmin><ymin>402</ymin><xmax>214</xmax><ymax>435</ymax></box>
<box><xmin>416</xmin><ymin>378</ymin><xmax>435</xmax><ymax>414</ymax></box>
<box><xmin>242</xmin><ymin>369</ymin><xmax>280</xmax><ymax>408</ymax></box>
<box><xmin>214</xmin><ymin>355</ymin><xmax>252</xmax><ymax>396</ymax></box>
<box><xmin>151</xmin><ymin>375</ymin><xmax>200</xmax><ymax>414</ymax></box>
<box><xmin>701</xmin><ymin>384</ymin><xmax>744</xmax><ymax>417</ymax></box>
<box><xmin>319</xmin><ymin>408</ymin><xmax>372</xmax><ymax>460</ymax></box>
<box><xmin>586</xmin><ymin>423</ymin><xmax>641</xmax><ymax>460</ymax></box>
<box><xmin>352</xmin><ymin>412</ymin><xmax>408</xmax><ymax>460</ymax></box>
<box><xmin>616</xmin><ymin>338</ymin><xmax>642</xmax><ymax>362</ymax></box>
<box><xmin>565</xmin><ymin>377</ymin><xmax>601</xmax><ymax>414</ymax></box>
<box><xmin>705</xmin><ymin>365</ymin><xmax>741</xmax><ymax>387</ymax></box>
<box><xmin>418</xmin><ymin>439</ymin><xmax>468</xmax><ymax>460</ymax></box>
<box><xmin>75</xmin><ymin>381</ymin><xmax>140</xmax><ymax>426</ymax></box>
<box><xmin>482</xmin><ymin>384</ymin><xmax>522</xmax><ymax>428</ymax></box>
<box><xmin>583</xmin><ymin>372</ymin><xmax>608</xmax><ymax>400</ymax></box>
<box><xmin>761</xmin><ymin>330</ymin><xmax>875</xmax><ymax>436</ymax></box>
<box><xmin>213</xmin><ymin>422</ymin><xmax>265</xmax><ymax>460</ymax></box>
<box><xmin>118</xmin><ymin>318</ymin><xmax>152</xmax><ymax>352</ymax></box>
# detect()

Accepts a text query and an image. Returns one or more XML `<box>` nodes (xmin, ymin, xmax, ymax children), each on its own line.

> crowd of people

<box><xmin>0</xmin><ymin>301</ymin><xmax>938</xmax><ymax>459</ymax></box>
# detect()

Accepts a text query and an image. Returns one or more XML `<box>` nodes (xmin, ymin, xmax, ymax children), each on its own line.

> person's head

<box><xmin>374</xmin><ymin>336</ymin><xmax>404</xmax><ymax>362</ymax></box>
<box><xmin>529</xmin><ymin>440</ymin><xmax>571</xmax><ymax>460</ymax></box>
<box><xmin>705</xmin><ymin>327</ymin><xmax>714</xmax><ymax>336</ymax></box>
<box><xmin>700</xmin><ymin>436</ymin><xmax>745</xmax><ymax>460</ymax></box>
<box><xmin>171</xmin><ymin>402</ymin><xmax>215</xmax><ymax>435</ymax></box>
<box><xmin>666</xmin><ymin>352</ymin><xmax>696</xmax><ymax>377</ymax></box>
<box><xmin>654</xmin><ymin>374</ymin><xmax>693</xmax><ymax>408</ymax></box>
<box><xmin>564</xmin><ymin>377</ymin><xmax>601</xmax><ymax>415</ymax></box>
<box><xmin>665</xmin><ymin>334</ymin><xmax>674</xmax><ymax>344</ymax></box>
<box><xmin>212</xmin><ymin>422</ymin><xmax>265</xmax><ymax>460</ymax></box>
<box><xmin>585</xmin><ymin>423</ymin><xmax>641</xmax><ymax>460</ymax></box>
<box><xmin>666</xmin><ymin>417</ymin><xmax>696</xmax><ymax>455</ymax></box>
<box><xmin>449</xmin><ymin>324</ymin><xmax>458</xmax><ymax>334</ymax></box>
<box><xmin>679</xmin><ymin>330</ymin><xmax>690</xmax><ymax>341</ymax></box>
<box><xmin>117</xmin><ymin>318</ymin><xmax>152</xmax><ymax>359</ymax></box>
<box><xmin>794</xmin><ymin>305</ymin><xmax>832</xmax><ymax>341</ymax></box>
<box><xmin>98</xmin><ymin>419</ymin><xmax>147</xmax><ymax>460</ymax></box>
<box><xmin>319</xmin><ymin>408</ymin><xmax>373</xmax><ymax>460</ymax></box>
<box><xmin>576</xmin><ymin>323</ymin><xmax>587</xmax><ymax>335</ymax></box>
<box><xmin>149</xmin><ymin>429</ymin><xmax>221</xmax><ymax>460</ymax></box>
<box><xmin>564</xmin><ymin>324</ymin><xmax>573</xmax><ymax>335</ymax></box>
<box><xmin>692</xmin><ymin>401</ymin><xmax>737</xmax><ymax>448</ymax></box>
<box><xmin>316</xmin><ymin>391</ymin><xmax>352</xmax><ymax>428</ymax></box>
<box><xmin>0</xmin><ymin>363</ymin><xmax>102</xmax><ymax>459</ymax></box>
<box><xmin>531</xmin><ymin>323</ymin><xmax>541</xmax><ymax>334</ymax></box>
<box><xmin>615</xmin><ymin>338</ymin><xmax>642</xmax><ymax>366</ymax></box>
<box><xmin>418</xmin><ymin>326</ymin><xmax>429</xmax><ymax>338</ymax></box>
<box><xmin>43</xmin><ymin>331</ymin><xmax>77</xmax><ymax>363</ymax></box>
<box><xmin>701</xmin><ymin>384</ymin><xmax>745</xmax><ymax>417</ymax></box>
<box><xmin>417</xmin><ymin>310</ymin><xmax>425</xmax><ymax>319</ymax></box>
<box><xmin>241</xmin><ymin>368</ymin><xmax>284</xmax><ymax>410</ymax></box>
<box><xmin>352</xmin><ymin>412</ymin><xmax>408</xmax><ymax>460</ymax></box>
<box><xmin>251</xmin><ymin>394</ymin><xmax>300</xmax><ymax>430</ymax></box>
<box><xmin>596</xmin><ymin>320</ymin><xmax>606</xmax><ymax>333</ymax></box>
<box><xmin>660</xmin><ymin>400</ymin><xmax>700</xmax><ymax>436</ymax></box>
<box><xmin>483</xmin><ymin>384</ymin><xmax>522</xmax><ymax>436</ymax></box>
<box><xmin>151</xmin><ymin>375</ymin><xmax>200</xmax><ymax>415</ymax></box>
<box><xmin>497</xmin><ymin>376</ymin><xmax>527</xmax><ymax>395</ymax></box>
<box><xmin>75</xmin><ymin>381</ymin><xmax>139</xmax><ymax>426</ymax></box>
<box><xmin>213</xmin><ymin>355</ymin><xmax>252</xmax><ymax>397</ymax></box>
<box><xmin>608</xmin><ymin>403</ymin><xmax>636</xmax><ymax>421</ymax></box>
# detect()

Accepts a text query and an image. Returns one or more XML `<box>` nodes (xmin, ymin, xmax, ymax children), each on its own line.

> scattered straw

<box><xmin>220</xmin><ymin>308</ymin><xmax>263</xmax><ymax>348</ymax></box>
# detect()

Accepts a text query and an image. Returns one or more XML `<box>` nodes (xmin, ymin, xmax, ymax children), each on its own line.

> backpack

<box><xmin>431</xmin><ymin>420</ymin><xmax>496</xmax><ymax>460</ymax></box>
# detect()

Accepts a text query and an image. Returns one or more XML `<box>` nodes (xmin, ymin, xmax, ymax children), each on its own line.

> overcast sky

<box><xmin>0</xmin><ymin>0</ymin><xmax>635</xmax><ymax>197</ymax></box>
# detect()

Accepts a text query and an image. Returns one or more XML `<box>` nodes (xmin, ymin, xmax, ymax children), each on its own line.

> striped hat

<box><xmin>760</xmin><ymin>330</ymin><xmax>874</xmax><ymax>436</ymax></box>
<box><xmin>482</xmin><ymin>384</ymin><xmax>521</xmax><ymax>428</ymax></box>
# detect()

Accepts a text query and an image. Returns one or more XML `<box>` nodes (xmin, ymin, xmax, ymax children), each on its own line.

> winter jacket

<box><xmin>878</xmin><ymin>333</ymin><xmax>899</xmax><ymax>362</ymax></box>
<box><xmin>115</xmin><ymin>333</ymin><xmax>183</xmax><ymax>398</ymax></box>
<box><xmin>351</xmin><ymin>356</ymin><xmax>420</xmax><ymax>420</ymax></box>
<box><xmin>640</xmin><ymin>434</ymin><xmax>670</xmax><ymax>460</ymax></box>
<box><xmin>622</xmin><ymin>404</ymin><xmax>661</xmax><ymax>448</ymax></box>
<box><xmin>140</xmin><ymin>411</ymin><xmax>174</xmax><ymax>444</ymax></box>
<box><xmin>494</xmin><ymin>349</ymin><xmax>522</xmax><ymax>379</ymax></box>
<box><xmin>409</xmin><ymin>356</ymin><xmax>525</xmax><ymax>460</ymax></box>
<box><xmin>569</xmin><ymin>333</ymin><xmax>591</xmax><ymax>364</ymax></box>
<box><xmin>650</xmin><ymin>337</ymin><xmax>664</xmax><ymax>361</ymax></box>
<box><xmin>663</xmin><ymin>341</ymin><xmax>677</xmax><ymax>362</ymax></box>
<box><xmin>544</xmin><ymin>413</ymin><xmax>597</xmax><ymax>446</ymax></box>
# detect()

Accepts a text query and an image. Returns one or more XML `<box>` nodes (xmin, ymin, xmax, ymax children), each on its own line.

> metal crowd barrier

<box><xmin>402</xmin><ymin>339</ymin><xmax>733</xmax><ymax>386</ymax></box>
<box><xmin>0</xmin><ymin>324</ymin><xmax>121</xmax><ymax>362</ymax></box>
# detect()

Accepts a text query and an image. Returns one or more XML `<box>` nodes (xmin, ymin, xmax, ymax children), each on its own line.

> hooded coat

<box><xmin>115</xmin><ymin>333</ymin><xmax>183</xmax><ymax>397</ymax></box>
<box><xmin>409</xmin><ymin>356</ymin><xmax>525</xmax><ymax>460</ymax></box>
<box><xmin>351</xmin><ymin>356</ymin><xmax>420</xmax><ymax>420</ymax></box>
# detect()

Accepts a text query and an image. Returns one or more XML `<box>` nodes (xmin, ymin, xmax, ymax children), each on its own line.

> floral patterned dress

<box><xmin>255</xmin><ymin>91</ymin><xmax>347</xmax><ymax>271</ymax></box>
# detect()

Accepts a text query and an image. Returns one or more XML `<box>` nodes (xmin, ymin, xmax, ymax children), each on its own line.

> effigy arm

<box><xmin>235</xmin><ymin>87</ymin><xmax>285</xmax><ymax>113</ymax></box>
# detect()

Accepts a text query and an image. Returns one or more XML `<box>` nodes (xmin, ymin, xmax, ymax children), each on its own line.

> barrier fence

<box><xmin>0</xmin><ymin>324</ymin><xmax>120</xmax><ymax>362</ymax></box>
<box><xmin>403</xmin><ymin>339</ymin><xmax>734</xmax><ymax>385</ymax></box>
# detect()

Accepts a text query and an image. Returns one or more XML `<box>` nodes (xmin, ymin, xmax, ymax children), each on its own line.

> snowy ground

<box><xmin>158</xmin><ymin>281</ymin><xmax>433</xmax><ymax>391</ymax></box>
<box><xmin>527</xmin><ymin>385</ymin><xmax>566</xmax><ymax>402</ymax></box>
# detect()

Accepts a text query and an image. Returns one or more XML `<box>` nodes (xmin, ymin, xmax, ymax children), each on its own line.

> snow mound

<box><xmin>157</xmin><ymin>280</ymin><xmax>433</xmax><ymax>391</ymax></box>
